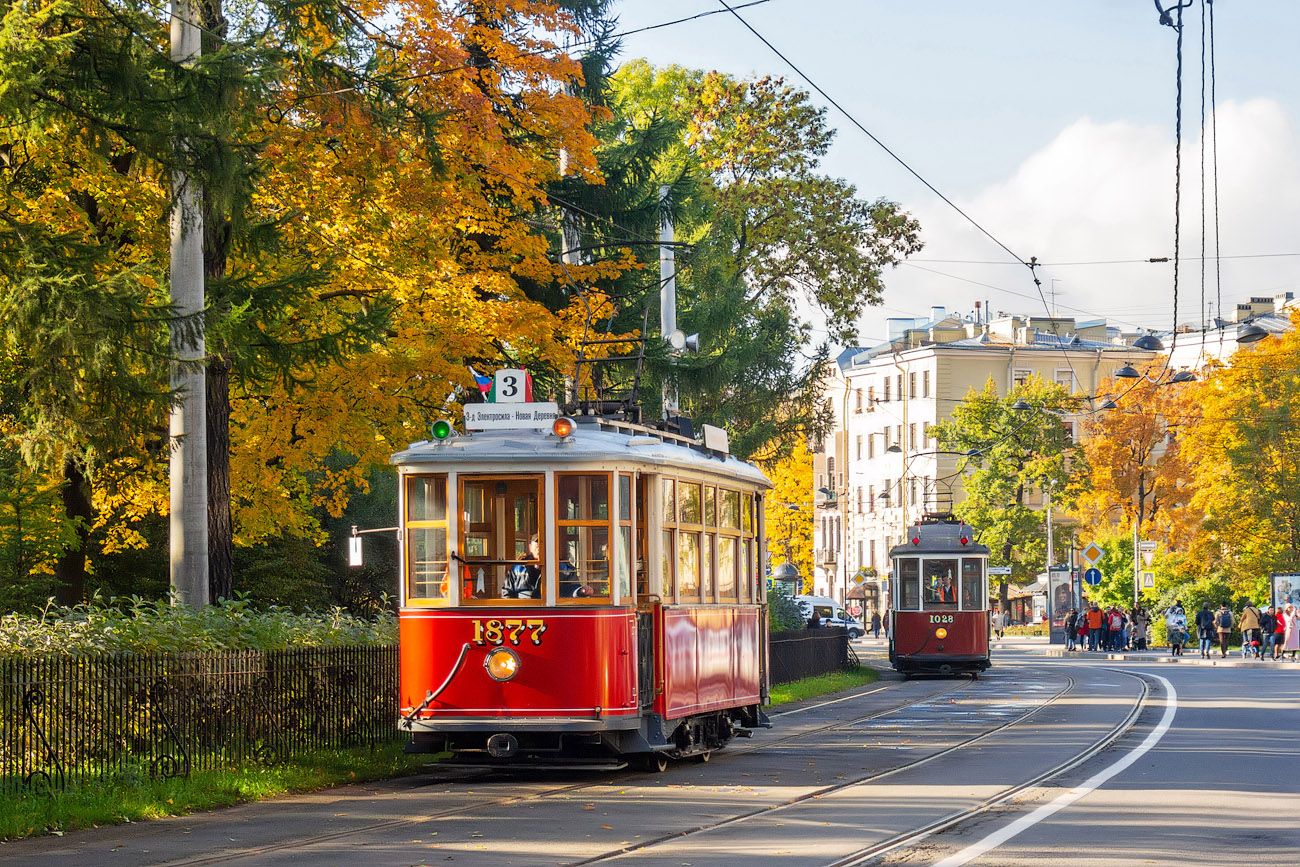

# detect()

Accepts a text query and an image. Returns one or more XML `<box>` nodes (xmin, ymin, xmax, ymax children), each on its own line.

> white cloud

<box><xmin>854</xmin><ymin>98</ymin><xmax>1300</xmax><ymax>342</ymax></box>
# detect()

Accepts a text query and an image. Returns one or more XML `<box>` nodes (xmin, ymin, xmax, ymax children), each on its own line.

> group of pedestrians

<box><xmin>1063</xmin><ymin>599</ymin><xmax>1300</xmax><ymax>659</ymax></box>
<box><xmin>1064</xmin><ymin>603</ymin><xmax>1149</xmax><ymax>652</ymax></box>
<box><xmin>1191</xmin><ymin>600</ymin><xmax>1300</xmax><ymax>660</ymax></box>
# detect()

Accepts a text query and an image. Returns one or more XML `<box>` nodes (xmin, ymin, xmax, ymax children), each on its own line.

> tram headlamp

<box><xmin>935</xmin><ymin>627</ymin><xmax>949</xmax><ymax>639</ymax></box>
<box><xmin>484</xmin><ymin>647</ymin><xmax>520</xmax><ymax>681</ymax></box>
<box><xmin>431</xmin><ymin>419</ymin><xmax>455</xmax><ymax>440</ymax></box>
<box><xmin>551</xmin><ymin>416</ymin><xmax>576</xmax><ymax>438</ymax></box>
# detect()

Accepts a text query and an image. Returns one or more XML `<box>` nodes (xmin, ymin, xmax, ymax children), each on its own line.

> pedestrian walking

<box><xmin>1282</xmin><ymin>603</ymin><xmax>1300</xmax><ymax>661</ymax></box>
<box><xmin>1260</xmin><ymin>606</ymin><xmax>1278</xmax><ymax>660</ymax></box>
<box><xmin>1132</xmin><ymin>606</ymin><xmax>1150</xmax><ymax>650</ymax></box>
<box><xmin>1085</xmin><ymin>602</ymin><xmax>1104</xmax><ymax>651</ymax></box>
<box><xmin>1194</xmin><ymin>602</ymin><xmax>1216</xmax><ymax>658</ymax></box>
<box><xmin>1215</xmin><ymin>603</ymin><xmax>1234</xmax><ymax>657</ymax></box>
<box><xmin>991</xmin><ymin>609</ymin><xmax>1006</xmax><ymax>639</ymax></box>
<box><xmin>1272</xmin><ymin>605</ymin><xmax>1287</xmax><ymax>660</ymax></box>
<box><xmin>870</xmin><ymin>610</ymin><xmax>881</xmax><ymax>638</ymax></box>
<box><xmin>1240</xmin><ymin>601</ymin><xmax>1262</xmax><ymax>659</ymax></box>
<box><xmin>1165</xmin><ymin>601</ymin><xmax>1188</xmax><ymax>656</ymax></box>
<box><xmin>1107</xmin><ymin>606</ymin><xmax>1126</xmax><ymax>652</ymax></box>
<box><xmin>1064</xmin><ymin>608</ymin><xmax>1079</xmax><ymax>650</ymax></box>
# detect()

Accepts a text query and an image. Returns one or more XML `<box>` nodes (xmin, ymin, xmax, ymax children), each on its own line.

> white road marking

<box><xmin>929</xmin><ymin>672</ymin><xmax>1177</xmax><ymax>867</ymax></box>
<box><xmin>771</xmin><ymin>685</ymin><xmax>891</xmax><ymax>716</ymax></box>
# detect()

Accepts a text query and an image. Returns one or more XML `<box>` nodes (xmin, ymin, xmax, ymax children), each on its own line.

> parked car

<box><xmin>792</xmin><ymin>595</ymin><xmax>864</xmax><ymax>638</ymax></box>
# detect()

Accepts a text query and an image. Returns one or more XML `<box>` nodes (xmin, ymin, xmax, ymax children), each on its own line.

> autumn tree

<box><xmin>931</xmin><ymin>376</ymin><xmax>1086</xmax><ymax>612</ymax></box>
<box><xmin>762</xmin><ymin>442</ymin><xmax>813</xmax><ymax>591</ymax></box>
<box><xmin>1180</xmin><ymin>315</ymin><xmax>1300</xmax><ymax>599</ymax></box>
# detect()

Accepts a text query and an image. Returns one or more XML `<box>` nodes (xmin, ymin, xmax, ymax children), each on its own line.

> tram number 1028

<box><xmin>929</xmin><ymin>614</ymin><xmax>954</xmax><ymax>624</ymax></box>
<box><xmin>472</xmin><ymin>619</ymin><xmax>548</xmax><ymax>647</ymax></box>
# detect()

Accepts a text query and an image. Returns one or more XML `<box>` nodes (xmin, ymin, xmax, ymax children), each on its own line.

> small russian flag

<box><xmin>469</xmin><ymin>367</ymin><xmax>493</xmax><ymax>396</ymax></box>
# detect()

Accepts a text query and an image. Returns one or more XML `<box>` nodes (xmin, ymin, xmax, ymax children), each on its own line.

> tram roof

<box><xmin>390</xmin><ymin>419</ymin><xmax>772</xmax><ymax>489</ymax></box>
<box><xmin>888</xmin><ymin>518</ymin><xmax>990</xmax><ymax>558</ymax></box>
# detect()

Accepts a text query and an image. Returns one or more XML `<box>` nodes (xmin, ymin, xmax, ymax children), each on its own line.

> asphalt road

<box><xmin>2</xmin><ymin>643</ymin><xmax>1295</xmax><ymax>867</ymax></box>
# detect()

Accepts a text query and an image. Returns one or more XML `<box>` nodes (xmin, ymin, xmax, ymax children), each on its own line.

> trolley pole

<box><xmin>169</xmin><ymin>0</ymin><xmax>208</xmax><ymax>606</ymax></box>
<box><xmin>659</xmin><ymin>185</ymin><xmax>679</xmax><ymax>418</ymax></box>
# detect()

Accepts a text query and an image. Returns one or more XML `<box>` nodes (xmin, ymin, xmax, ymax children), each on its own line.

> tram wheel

<box><xmin>693</xmin><ymin>750</ymin><xmax>712</xmax><ymax>764</ymax></box>
<box><xmin>637</xmin><ymin>752</ymin><xmax>670</xmax><ymax>773</ymax></box>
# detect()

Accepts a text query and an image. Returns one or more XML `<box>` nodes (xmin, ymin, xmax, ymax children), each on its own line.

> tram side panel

<box><xmin>892</xmin><ymin>610</ymin><xmax>990</xmax><ymax>673</ymax></box>
<box><xmin>658</xmin><ymin>605</ymin><xmax>762</xmax><ymax>720</ymax></box>
<box><xmin>399</xmin><ymin>609</ymin><xmax>639</xmax><ymax>723</ymax></box>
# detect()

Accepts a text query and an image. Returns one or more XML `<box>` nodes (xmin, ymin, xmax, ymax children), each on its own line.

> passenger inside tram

<box><xmin>925</xmin><ymin>561</ymin><xmax>959</xmax><ymax>607</ymax></box>
<box><xmin>503</xmin><ymin>535</ymin><xmax>542</xmax><ymax>599</ymax></box>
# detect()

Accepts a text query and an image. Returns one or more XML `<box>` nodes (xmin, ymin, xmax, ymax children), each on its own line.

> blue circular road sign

<box><xmin>1084</xmin><ymin>567</ymin><xmax>1103</xmax><ymax>586</ymax></box>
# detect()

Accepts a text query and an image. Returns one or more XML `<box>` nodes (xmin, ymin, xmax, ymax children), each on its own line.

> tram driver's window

<box><xmin>459</xmin><ymin>475</ymin><xmax>542</xmax><ymax>604</ymax></box>
<box><xmin>925</xmin><ymin>559</ymin><xmax>959</xmax><ymax>607</ymax></box>
<box><xmin>556</xmin><ymin>473</ymin><xmax>612</xmax><ymax>602</ymax></box>
<box><xmin>898</xmin><ymin>559</ymin><xmax>920</xmax><ymax>610</ymax></box>
<box><xmin>406</xmin><ymin>474</ymin><xmax>449</xmax><ymax>605</ymax></box>
<box><xmin>961</xmin><ymin>559</ymin><xmax>984</xmax><ymax>610</ymax></box>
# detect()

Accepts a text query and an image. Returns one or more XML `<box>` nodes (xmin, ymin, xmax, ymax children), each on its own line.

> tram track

<box><xmin>562</xmin><ymin>670</ymin><xmax>1082</xmax><ymax>866</ymax></box>
<box><xmin>146</xmin><ymin>676</ymin><xmax>992</xmax><ymax>867</ymax></box>
<box><xmin>566</xmin><ymin>666</ymin><xmax>1154</xmax><ymax>867</ymax></box>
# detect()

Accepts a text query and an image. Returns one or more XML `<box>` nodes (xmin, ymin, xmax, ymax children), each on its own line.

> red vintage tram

<box><xmin>888</xmin><ymin>514</ymin><xmax>991</xmax><ymax>677</ymax></box>
<box><xmin>391</xmin><ymin>412</ymin><xmax>772</xmax><ymax>769</ymax></box>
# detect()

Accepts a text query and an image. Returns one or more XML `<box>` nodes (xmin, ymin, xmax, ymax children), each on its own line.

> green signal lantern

<box><xmin>431</xmin><ymin>419</ymin><xmax>454</xmax><ymax>440</ymax></box>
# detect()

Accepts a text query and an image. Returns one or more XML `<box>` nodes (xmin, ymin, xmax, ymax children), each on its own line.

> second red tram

<box><xmin>392</xmin><ymin>413</ymin><xmax>772</xmax><ymax>769</ymax></box>
<box><xmin>888</xmin><ymin>514</ymin><xmax>991</xmax><ymax>676</ymax></box>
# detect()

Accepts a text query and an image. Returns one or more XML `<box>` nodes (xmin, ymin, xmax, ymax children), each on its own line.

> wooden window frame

<box><xmin>404</xmin><ymin>473</ymin><xmax>450</xmax><ymax>607</ymax></box>
<box><xmin>554</xmin><ymin>471</ymin><xmax>614</xmax><ymax>605</ymax></box>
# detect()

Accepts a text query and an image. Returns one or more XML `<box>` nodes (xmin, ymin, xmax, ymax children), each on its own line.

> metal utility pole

<box><xmin>169</xmin><ymin>0</ymin><xmax>208</xmax><ymax>606</ymax></box>
<box><xmin>659</xmin><ymin>184</ymin><xmax>679</xmax><ymax>417</ymax></box>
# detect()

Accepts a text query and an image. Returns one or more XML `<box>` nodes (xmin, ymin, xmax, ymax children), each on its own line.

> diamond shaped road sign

<box><xmin>1081</xmin><ymin>541</ymin><xmax>1105</xmax><ymax>565</ymax></box>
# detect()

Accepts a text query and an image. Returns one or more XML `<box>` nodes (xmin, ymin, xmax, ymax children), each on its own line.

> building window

<box><xmin>896</xmin><ymin>425</ymin><xmax>903</xmax><ymax>446</ymax></box>
<box><xmin>909</xmin><ymin>423</ymin><xmax>917</xmax><ymax>450</ymax></box>
<box><xmin>869</xmin><ymin>540</ymin><xmax>876</xmax><ymax>568</ymax></box>
<box><xmin>1054</xmin><ymin>369</ymin><xmax>1075</xmax><ymax>393</ymax></box>
<box><xmin>868</xmin><ymin>485</ymin><xmax>875</xmax><ymax>511</ymax></box>
<box><xmin>857</xmin><ymin>487</ymin><xmax>864</xmax><ymax>514</ymax></box>
<box><xmin>855</xmin><ymin>388</ymin><xmax>864</xmax><ymax>412</ymax></box>
<box><xmin>827</xmin><ymin>457</ymin><xmax>835</xmax><ymax>482</ymax></box>
<box><xmin>1013</xmin><ymin>368</ymin><xmax>1033</xmax><ymax>388</ymax></box>
<box><xmin>868</xmin><ymin>385</ymin><xmax>876</xmax><ymax>404</ymax></box>
<box><xmin>856</xmin><ymin>435</ymin><xmax>863</xmax><ymax>460</ymax></box>
<box><xmin>897</xmin><ymin>374</ymin><xmax>904</xmax><ymax>401</ymax></box>
<box><xmin>868</xmin><ymin>435</ymin><xmax>876</xmax><ymax>460</ymax></box>
<box><xmin>909</xmin><ymin>372</ymin><xmax>917</xmax><ymax>398</ymax></box>
<box><xmin>883</xmin><ymin>379</ymin><xmax>891</xmax><ymax>402</ymax></box>
<box><xmin>923</xmin><ymin>370</ymin><xmax>931</xmax><ymax>398</ymax></box>
<box><xmin>923</xmin><ymin>421</ymin><xmax>931</xmax><ymax>444</ymax></box>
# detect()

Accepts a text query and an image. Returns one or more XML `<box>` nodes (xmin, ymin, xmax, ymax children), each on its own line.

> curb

<box><xmin>1042</xmin><ymin>649</ymin><xmax>1300</xmax><ymax>668</ymax></box>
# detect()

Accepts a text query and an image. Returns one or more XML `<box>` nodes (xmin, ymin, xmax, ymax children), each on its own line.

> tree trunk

<box><xmin>207</xmin><ymin>354</ymin><xmax>233</xmax><ymax>602</ymax></box>
<box><xmin>53</xmin><ymin>458</ymin><xmax>93</xmax><ymax>604</ymax></box>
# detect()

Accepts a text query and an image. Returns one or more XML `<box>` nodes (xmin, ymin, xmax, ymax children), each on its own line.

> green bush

<box><xmin>0</xmin><ymin>595</ymin><xmax>396</xmax><ymax>657</ymax></box>
<box><xmin>767</xmin><ymin>589</ymin><xmax>806</xmax><ymax>632</ymax></box>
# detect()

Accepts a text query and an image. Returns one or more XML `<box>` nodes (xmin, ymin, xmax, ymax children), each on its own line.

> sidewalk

<box><xmin>852</xmin><ymin>634</ymin><xmax>1300</xmax><ymax>669</ymax></box>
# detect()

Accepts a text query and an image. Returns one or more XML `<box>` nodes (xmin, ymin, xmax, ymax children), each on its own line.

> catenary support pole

<box><xmin>169</xmin><ymin>0</ymin><xmax>208</xmax><ymax>606</ymax></box>
<box><xmin>659</xmin><ymin>185</ymin><xmax>679</xmax><ymax>416</ymax></box>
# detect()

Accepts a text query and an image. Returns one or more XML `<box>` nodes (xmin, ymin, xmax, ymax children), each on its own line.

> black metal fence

<box><xmin>0</xmin><ymin>647</ymin><xmax>399</xmax><ymax>794</ymax></box>
<box><xmin>769</xmin><ymin>627</ymin><xmax>852</xmax><ymax>684</ymax></box>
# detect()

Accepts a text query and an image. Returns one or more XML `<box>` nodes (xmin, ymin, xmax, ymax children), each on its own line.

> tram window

<box><xmin>636</xmin><ymin>475</ymin><xmax>650</xmax><ymax>601</ymax></box>
<box><xmin>740</xmin><ymin>538</ymin><xmax>752</xmax><ymax>602</ymax></box>
<box><xmin>720</xmin><ymin>490</ymin><xmax>740</xmax><ymax>529</ymax></box>
<box><xmin>717</xmin><ymin>536</ymin><xmax>737</xmax><ymax>599</ymax></box>
<box><xmin>742</xmin><ymin>494</ymin><xmax>753</xmax><ymax>533</ymax></box>
<box><xmin>898</xmin><ymin>559</ymin><xmax>920</xmax><ymax>610</ymax></box>
<box><xmin>678</xmin><ymin>531</ymin><xmax>700</xmax><ymax>599</ymax></box>
<box><xmin>961</xmin><ymin>559</ymin><xmax>985</xmax><ymax>610</ymax></box>
<box><xmin>662</xmin><ymin>530</ymin><xmax>674</xmax><ymax>598</ymax></box>
<box><xmin>662</xmin><ymin>479</ymin><xmax>676</xmax><ymax>523</ymax></box>
<box><xmin>925</xmin><ymin>559</ymin><xmax>959</xmax><ymax>607</ymax></box>
<box><xmin>704</xmin><ymin>485</ymin><xmax>717</xmax><ymax>526</ymax></box>
<box><xmin>617</xmin><ymin>525</ymin><xmax>632</xmax><ymax>599</ymax></box>
<box><xmin>556</xmin><ymin>473</ymin><xmax>613</xmax><ymax>602</ymax></box>
<box><xmin>557</xmin><ymin>525</ymin><xmax>610</xmax><ymax>599</ymax></box>
<box><xmin>701</xmin><ymin>534</ymin><xmax>714</xmax><ymax>601</ymax></box>
<box><xmin>679</xmin><ymin>482</ymin><xmax>702</xmax><ymax>524</ymax></box>
<box><xmin>457</xmin><ymin>475</ymin><xmax>542</xmax><ymax>605</ymax></box>
<box><xmin>405</xmin><ymin>475</ymin><xmax>449</xmax><ymax>605</ymax></box>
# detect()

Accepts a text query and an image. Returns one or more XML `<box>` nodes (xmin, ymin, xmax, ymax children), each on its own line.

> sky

<box><xmin>609</xmin><ymin>0</ymin><xmax>1300</xmax><ymax>347</ymax></box>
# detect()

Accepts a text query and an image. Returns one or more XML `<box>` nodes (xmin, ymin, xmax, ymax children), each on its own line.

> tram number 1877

<box><xmin>472</xmin><ymin>619</ymin><xmax>548</xmax><ymax>646</ymax></box>
<box><xmin>929</xmin><ymin>614</ymin><xmax>954</xmax><ymax>624</ymax></box>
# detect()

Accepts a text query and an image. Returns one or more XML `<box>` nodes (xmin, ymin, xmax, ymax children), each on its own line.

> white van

<box><xmin>792</xmin><ymin>595</ymin><xmax>863</xmax><ymax>638</ymax></box>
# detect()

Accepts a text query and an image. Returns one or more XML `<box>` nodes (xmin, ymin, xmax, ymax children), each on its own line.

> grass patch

<box><xmin>0</xmin><ymin>740</ymin><xmax>430</xmax><ymax>841</ymax></box>
<box><xmin>769</xmin><ymin>666</ymin><xmax>879</xmax><ymax>706</ymax></box>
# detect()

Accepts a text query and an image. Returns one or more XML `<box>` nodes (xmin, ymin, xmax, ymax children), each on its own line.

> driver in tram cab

<box><xmin>503</xmin><ymin>535</ymin><xmax>542</xmax><ymax>599</ymax></box>
<box><xmin>933</xmin><ymin>573</ymin><xmax>957</xmax><ymax>603</ymax></box>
